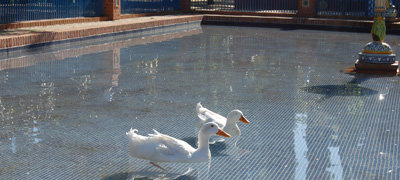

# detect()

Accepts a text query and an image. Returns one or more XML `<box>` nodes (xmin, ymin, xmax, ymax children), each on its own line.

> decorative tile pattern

<box><xmin>362</xmin><ymin>41</ymin><xmax>393</xmax><ymax>53</ymax></box>
<box><xmin>359</xmin><ymin>41</ymin><xmax>397</xmax><ymax>64</ymax></box>
<box><xmin>359</xmin><ymin>53</ymin><xmax>396</xmax><ymax>63</ymax></box>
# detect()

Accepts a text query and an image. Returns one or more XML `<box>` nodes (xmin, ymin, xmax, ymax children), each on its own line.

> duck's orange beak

<box><xmin>216</xmin><ymin>129</ymin><xmax>231</xmax><ymax>137</ymax></box>
<box><xmin>239</xmin><ymin>115</ymin><xmax>250</xmax><ymax>124</ymax></box>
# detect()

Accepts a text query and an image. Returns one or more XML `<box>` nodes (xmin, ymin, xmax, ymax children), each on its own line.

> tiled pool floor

<box><xmin>1</xmin><ymin>24</ymin><xmax>400</xmax><ymax>179</ymax></box>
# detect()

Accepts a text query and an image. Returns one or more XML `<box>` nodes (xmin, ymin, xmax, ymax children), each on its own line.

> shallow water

<box><xmin>1</xmin><ymin>23</ymin><xmax>400</xmax><ymax>179</ymax></box>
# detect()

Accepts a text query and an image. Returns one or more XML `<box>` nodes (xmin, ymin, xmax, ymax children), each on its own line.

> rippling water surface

<box><xmin>1</xmin><ymin>23</ymin><xmax>400</xmax><ymax>179</ymax></box>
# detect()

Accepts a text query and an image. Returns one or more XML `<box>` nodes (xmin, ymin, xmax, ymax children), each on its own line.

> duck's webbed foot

<box><xmin>149</xmin><ymin>162</ymin><xmax>168</xmax><ymax>171</ymax></box>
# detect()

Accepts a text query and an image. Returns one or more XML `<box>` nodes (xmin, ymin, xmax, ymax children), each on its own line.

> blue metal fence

<box><xmin>190</xmin><ymin>0</ymin><xmax>298</xmax><ymax>13</ymax></box>
<box><xmin>121</xmin><ymin>0</ymin><xmax>180</xmax><ymax>14</ymax></box>
<box><xmin>316</xmin><ymin>0</ymin><xmax>369</xmax><ymax>17</ymax></box>
<box><xmin>316</xmin><ymin>0</ymin><xmax>399</xmax><ymax>17</ymax></box>
<box><xmin>394</xmin><ymin>0</ymin><xmax>400</xmax><ymax>16</ymax></box>
<box><xmin>1</xmin><ymin>0</ymin><xmax>398</xmax><ymax>25</ymax></box>
<box><xmin>0</xmin><ymin>0</ymin><xmax>103</xmax><ymax>24</ymax></box>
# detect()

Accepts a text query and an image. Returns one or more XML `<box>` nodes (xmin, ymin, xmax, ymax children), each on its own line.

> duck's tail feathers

<box><xmin>151</xmin><ymin>129</ymin><xmax>161</xmax><ymax>135</ymax></box>
<box><xmin>126</xmin><ymin>128</ymin><xmax>147</xmax><ymax>141</ymax></box>
<box><xmin>126</xmin><ymin>128</ymin><xmax>149</xmax><ymax>150</ymax></box>
<box><xmin>196</xmin><ymin>102</ymin><xmax>203</xmax><ymax>113</ymax></box>
<box><xmin>196</xmin><ymin>102</ymin><xmax>209</xmax><ymax>121</ymax></box>
<box><xmin>126</xmin><ymin>128</ymin><xmax>138</xmax><ymax>136</ymax></box>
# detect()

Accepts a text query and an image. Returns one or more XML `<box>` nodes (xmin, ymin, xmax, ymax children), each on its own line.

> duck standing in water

<box><xmin>126</xmin><ymin>122</ymin><xmax>230</xmax><ymax>171</ymax></box>
<box><xmin>196</xmin><ymin>102</ymin><xmax>249</xmax><ymax>143</ymax></box>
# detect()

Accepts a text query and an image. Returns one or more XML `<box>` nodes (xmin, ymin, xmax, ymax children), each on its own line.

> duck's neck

<box><xmin>189</xmin><ymin>133</ymin><xmax>212</xmax><ymax>162</ymax></box>
<box><xmin>224</xmin><ymin>120</ymin><xmax>240</xmax><ymax>135</ymax></box>
<box><xmin>197</xmin><ymin>133</ymin><xmax>211</xmax><ymax>150</ymax></box>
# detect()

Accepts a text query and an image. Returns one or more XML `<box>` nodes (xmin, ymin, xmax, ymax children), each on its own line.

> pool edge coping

<box><xmin>1</xmin><ymin>14</ymin><xmax>400</xmax><ymax>50</ymax></box>
<box><xmin>0</xmin><ymin>15</ymin><xmax>203</xmax><ymax>50</ymax></box>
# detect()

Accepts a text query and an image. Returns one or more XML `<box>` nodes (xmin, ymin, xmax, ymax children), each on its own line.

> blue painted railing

<box><xmin>0</xmin><ymin>0</ymin><xmax>103</xmax><ymax>24</ymax></box>
<box><xmin>317</xmin><ymin>0</ymin><xmax>399</xmax><ymax>17</ymax></box>
<box><xmin>316</xmin><ymin>0</ymin><xmax>369</xmax><ymax>17</ymax></box>
<box><xmin>1</xmin><ymin>0</ymin><xmax>398</xmax><ymax>25</ymax></box>
<box><xmin>121</xmin><ymin>0</ymin><xmax>180</xmax><ymax>14</ymax></box>
<box><xmin>394</xmin><ymin>0</ymin><xmax>400</xmax><ymax>16</ymax></box>
<box><xmin>190</xmin><ymin>0</ymin><xmax>298</xmax><ymax>13</ymax></box>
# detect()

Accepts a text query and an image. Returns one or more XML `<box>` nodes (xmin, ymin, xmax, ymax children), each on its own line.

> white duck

<box><xmin>126</xmin><ymin>122</ymin><xmax>230</xmax><ymax>170</ymax></box>
<box><xmin>196</xmin><ymin>102</ymin><xmax>250</xmax><ymax>137</ymax></box>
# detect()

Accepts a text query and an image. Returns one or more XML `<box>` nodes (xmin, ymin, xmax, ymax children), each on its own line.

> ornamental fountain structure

<box><xmin>354</xmin><ymin>0</ymin><xmax>399</xmax><ymax>74</ymax></box>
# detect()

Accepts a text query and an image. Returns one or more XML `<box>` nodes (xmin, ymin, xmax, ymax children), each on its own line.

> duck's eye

<box><xmin>211</xmin><ymin>125</ymin><xmax>214</xmax><ymax>127</ymax></box>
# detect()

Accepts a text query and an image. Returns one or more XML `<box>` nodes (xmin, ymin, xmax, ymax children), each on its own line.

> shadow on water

<box><xmin>181</xmin><ymin>137</ymin><xmax>228</xmax><ymax>157</ymax></box>
<box><xmin>102</xmin><ymin>170</ymin><xmax>196</xmax><ymax>180</ymax></box>
<box><xmin>303</xmin><ymin>74</ymin><xmax>381</xmax><ymax>100</ymax></box>
<box><xmin>303</xmin><ymin>75</ymin><xmax>379</xmax><ymax>101</ymax></box>
<box><xmin>174</xmin><ymin>175</ymin><xmax>197</xmax><ymax>180</ymax></box>
<box><xmin>101</xmin><ymin>172</ymin><xmax>129</xmax><ymax>180</ymax></box>
<box><xmin>303</xmin><ymin>84</ymin><xmax>378</xmax><ymax>97</ymax></box>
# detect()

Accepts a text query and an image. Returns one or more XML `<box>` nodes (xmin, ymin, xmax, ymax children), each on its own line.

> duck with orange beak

<box><xmin>127</xmin><ymin>122</ymin><xmax>230</xmax><ymax>171</ymax></box>
<box><xmin>196</xmin><ymin>102</ymin><xmax>250</xmax><ymax>142</ymax></box>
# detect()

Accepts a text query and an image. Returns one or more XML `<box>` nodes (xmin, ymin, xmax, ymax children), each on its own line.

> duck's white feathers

<box><xmin>150</xmin><ymin>129</ymin><xmax>196</xmax><ymax>156</ymax></box>
<box><xmin>196</xmin><ymin>102</ymin><xmax>226</xmax><ymax>129</ymax></box>
<box><xmin>126</xmin><ymin>128</ymin><xmax>196</xmax><ymax>162</ymax></box>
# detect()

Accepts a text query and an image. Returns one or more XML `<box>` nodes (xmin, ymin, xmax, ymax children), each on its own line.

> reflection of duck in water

<box><xmin>124</xmin><ymin>158</ymin><xmax>212</xmax><ymax>180</ymax></box>
<box><xmin>126</xmin><ymin>122</ymin><xmax>230</xmax><ymax>171</ymax></box>
<box><xmin>126</xmin><ymin>163</ymin><xmax>196</xmax><ymax>180</ymax></box>
<box><xmin>226</xmin><ymin>135</ymin><xmax>250</xmax><ymax>161</ymax></box>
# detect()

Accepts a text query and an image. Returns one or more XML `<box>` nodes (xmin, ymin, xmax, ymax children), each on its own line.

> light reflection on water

<box><xmin>1</xmin><ymin>24</ymin><xmax>400</xmax><ymax>179</ymax></box>
<box><xmin>294</xmin><ymin>113</ymin><xmax>308</xmax><ymax>180</ymax></box>
<box><xmin>327</xmin><ymin>146</ymin><xmax>343</xmax><ymax>180</ymax></box>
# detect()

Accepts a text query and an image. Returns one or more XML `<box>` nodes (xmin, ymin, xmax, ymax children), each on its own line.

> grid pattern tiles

<box><xmin>1</xmin><ymin>24</ymin><xmax>400</xmax><ymax>179</ymax></box>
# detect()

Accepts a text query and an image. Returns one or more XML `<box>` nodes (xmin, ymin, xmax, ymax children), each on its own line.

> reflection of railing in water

<box><xmin>0</xmin><ymin>25</ymin><xmax>202</xmax><ymax>147</ymax></box>
<box><xmin>0</xmin><ymin>27</ymin><xmax>201</xmax><ymax>155</ymax></box>
<box><xmin>136</xmin><ymin>57</ymin><xmax>159</xmax><ymax>79</ymax></box>
<box><xmin>0</xmin><ymin>26</ymin><xmax>202</xmax><ymax>72</ymax></box>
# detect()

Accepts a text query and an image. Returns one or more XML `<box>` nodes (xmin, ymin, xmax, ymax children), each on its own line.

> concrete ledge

<box><xmin>0</xmin><ymin>15</ymin><xmax>203</xmax><ymax>49</ymax></box>
<box><xmin>0</xmin><ymin>12</ymin><xmax>185</xmax><ymax>31</ymax></box>
<box><xmin>0</xmin><ymin>17</ymin><xmax>109</xmax><ymax>30</ymax></box>
<box><xmin>195</xmin><ymin>11</ymin><xmax>297</xmax><ymax>17</ymax></box>
<box><xmin>202</xmin><ymin>14</ymin><xmax>375</xmax><ymax>31</ymax></box>
<box><xmin>202</xmin><ymin>15</ymin><xmax>400</xmax><ymax>34</ymax></box>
